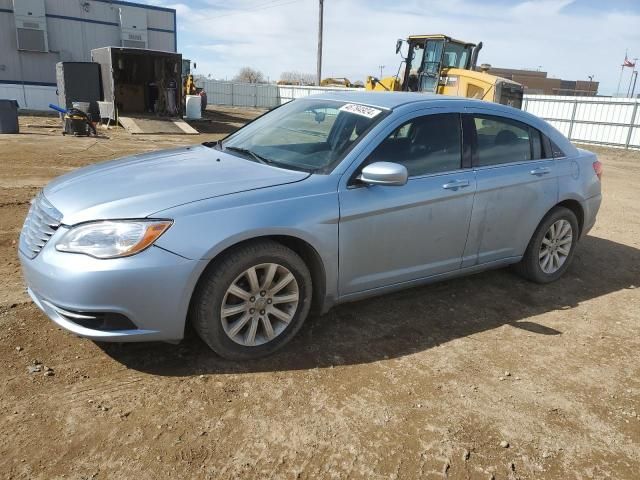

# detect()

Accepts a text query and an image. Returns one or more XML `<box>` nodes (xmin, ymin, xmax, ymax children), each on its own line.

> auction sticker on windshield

<box><xmin>339</xmin><ymin>103</ymin><xmax>382</xmax><ymax>119</ymax></box>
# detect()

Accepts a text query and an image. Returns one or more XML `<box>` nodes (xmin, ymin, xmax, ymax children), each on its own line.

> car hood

<box><xmin>44</xmin><ymin>145</ymin><xmax>310</xmax><ymax>225</ymax></box>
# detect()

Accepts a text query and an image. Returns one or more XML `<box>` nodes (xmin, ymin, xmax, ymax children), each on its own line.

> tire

<box><xmin>190</xmin><ymin>240</ymin><xmax>312</xmax><ymax>360</ymax></box>
<box><xmin>513</xmin><ymin>206</ymin><xmax>579</xmax><ymax>284</ymax></box>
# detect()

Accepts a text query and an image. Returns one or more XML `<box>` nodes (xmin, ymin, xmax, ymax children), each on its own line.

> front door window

<box><xmin>366</xmin><ymin>113</ymin><xmax>462</xmax><ymax>176</ymax></box>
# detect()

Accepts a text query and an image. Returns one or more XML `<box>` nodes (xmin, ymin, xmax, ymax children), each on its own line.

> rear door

<box><xmin>462</xmin><ymin>112</ymin><xmax>558</xmax><ymax>267</ymax></box>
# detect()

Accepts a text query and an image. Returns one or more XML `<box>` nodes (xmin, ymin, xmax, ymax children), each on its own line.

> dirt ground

<box><xmin>0</xmin><ymin>107</ymin><xmax>638</xmax><ymax>480</ymax></box>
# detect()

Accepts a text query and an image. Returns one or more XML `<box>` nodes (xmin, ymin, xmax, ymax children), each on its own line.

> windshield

<box><xmin>219</xmin><ymin>99</ymin><xmax>388</xmax><ymax>172</ymax></box>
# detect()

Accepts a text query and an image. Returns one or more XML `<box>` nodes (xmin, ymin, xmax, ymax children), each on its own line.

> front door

<box><xmin>418</xmin><ymin>39</ymin><xmax>444</xmax><ymax>92</ymax></box>
<box><xmin>338</xmin><ymin>112</ymin><xmax>476</xmax><ymax>296</ymax></box>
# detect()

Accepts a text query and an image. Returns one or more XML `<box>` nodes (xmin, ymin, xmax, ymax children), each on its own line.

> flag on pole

<box><xmin>623</xmin><ymin>55</ymin><xmax>636</xmax><ymax>68</ymax></box>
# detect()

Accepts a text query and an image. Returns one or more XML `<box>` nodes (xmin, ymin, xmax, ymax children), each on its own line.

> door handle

<box><xmin>442</xmin><ymin>179</ymin><xmax>470</xmax><ymax>190</ymax></box>
<box><xmin>530</xmin><ymin>167</ymin><xmax>551</xmax><ymax>176</ymax></box>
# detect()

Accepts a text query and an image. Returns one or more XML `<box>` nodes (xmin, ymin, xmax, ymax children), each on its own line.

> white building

<box><xmin>0</xmin><ymin>0</ymin><xmax>177</xmax><ymax>110</ymax></box>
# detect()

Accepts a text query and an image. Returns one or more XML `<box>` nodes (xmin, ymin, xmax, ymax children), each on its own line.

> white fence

<box><xmin>200</xmin><ymin>80</ymin><xmax>358</xmax><ymax>109</ymax></box>
<box><xmin>7</xmin><ymin>79</ymin><xmax>636</xmax><ymax>149</ymax></box>
<box><xmin>524</xmin><ymin>95</ymin><xmax>640</xmax><ymax>150</ymax></box>
<box><xmin>0</xmin><ymin>84</ymin><xmax>57</xmax><ymax>111</ymax></box>
<box><xmin>201</xmin><ymin>80</ymin><xmax>640</xmax><ymax>150</ymax></box>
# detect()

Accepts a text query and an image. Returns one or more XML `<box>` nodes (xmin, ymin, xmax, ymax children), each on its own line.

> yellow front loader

<box><xmin>366</xmin><ymin>34</ymin><xmax>523</xmax><ymax>109</ymax></box>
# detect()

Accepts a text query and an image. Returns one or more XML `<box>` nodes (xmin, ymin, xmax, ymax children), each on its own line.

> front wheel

<box><xmin>190</xmin><ymin>240</ymin><xmax>312</xmax><ymax>360</ymax></box>
<box><xmin>514</xmin><ymin>207</ymin><xmax>579</xmax><ymax>283</ymax></box>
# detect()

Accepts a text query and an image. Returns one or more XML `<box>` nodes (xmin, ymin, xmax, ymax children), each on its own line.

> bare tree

<box><xmin>192</xmin><ymin>74</ymin><xmax>209</xmax><ymax>86</ymax></box>
<box><xmin>278</xmin><ymin>71</ymin><xmax>316</xmax><ymax>86</ymax></box>
<box><xmin>233</xmin><ymin>67</ymin><xmax>266</xmax><ymax>84</ymax></box>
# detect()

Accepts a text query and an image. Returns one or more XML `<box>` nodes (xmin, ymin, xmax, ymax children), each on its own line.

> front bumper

<box><xmin>19</xmin><ymin>240</ymin><xmax>207</xmax><ymax>342</ymax></box>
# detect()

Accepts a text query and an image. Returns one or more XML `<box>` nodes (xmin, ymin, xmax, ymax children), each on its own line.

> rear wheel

<box><xmin>514</xmin><ymin>207</ymin><xmax>579</xmax><ymax>283</ymax></box>
<box><xmin>191</xmin><ymin>240</ymin><xmax>312</xmax><ymax>360</ymax></box>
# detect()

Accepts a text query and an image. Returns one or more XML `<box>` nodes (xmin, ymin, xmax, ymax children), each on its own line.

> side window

<box><xmin>542</xmin><ymin>134</ymin><xmax>553</xmax><ymax>159</ymax></box>
<box><xmin>540</xmin><ymin>133</ymin><xmax>566</xmax><ymax>159</ymax></box>
<box><xmin>550</xmin><ymin>139</ymin><xmax>566</xmax><ymax>158</ymax></box>
<box><xmin>473</xmin><ymin>115</ymin><xmax>532</xmax><ymax>166</ymax></box>
<box><xmin>367</xmin><ymin>113</ymin><xmax>461</xmax><ymax>177</ymax></box>
<box><xmin>391</xmin><ymin>123</ymin><xmax>411</xmax><ymax>139</ymax></box>
<box><xmin>530</xmin><ymin>128</ymin><xmax>543</xmax><ymax>160</ymax></box>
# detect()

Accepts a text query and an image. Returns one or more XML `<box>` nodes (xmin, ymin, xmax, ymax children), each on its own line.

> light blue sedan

<box><xmin>19</xmin><ymin>92</ymin><xmax>602</xmax><ymax>359</ymax></box>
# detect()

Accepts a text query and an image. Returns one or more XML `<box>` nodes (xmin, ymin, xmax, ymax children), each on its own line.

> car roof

<box><xmin>305</xmin><ymin>90</ymin><xmax>495</xmax><ymax>110</ymax></box>
<box><xmin>302</xmin><ymin>90</ymin><xmax>577</xmax><ymax>156</ymax></box>
<box><xmin>305</xmin><ymin>90</ymin><xmax>542</xmax><ymax>122</ymax></box>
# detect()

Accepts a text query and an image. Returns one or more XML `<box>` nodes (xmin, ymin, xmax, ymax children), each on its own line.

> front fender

<box><xmin>152</xmin><ymin>176</ymin><xmax>340</xmax><ymax>302</ymax></box>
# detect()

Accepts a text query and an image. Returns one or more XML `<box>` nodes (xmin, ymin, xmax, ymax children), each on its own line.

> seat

<box><xmin>495</xmin><ymin>129</ymin><xmax>518</xmax><ymax>145</ymax></box>
<box><xmin>404</xmin><ymin>121</ymin><xmax>458</xmax><ymax>175</ymax></box>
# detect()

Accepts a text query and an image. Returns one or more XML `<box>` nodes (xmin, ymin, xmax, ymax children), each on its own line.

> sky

<box><xmin>141</xmin><ymin>0</ymin><xmax>640</xmax><ymax>95</ymax></box>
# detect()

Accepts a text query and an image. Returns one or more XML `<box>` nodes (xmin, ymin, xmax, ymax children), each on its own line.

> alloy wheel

<box><xmin>220</xmin><ymin>263</ymin><xmax>299</xmax><ymax>346</ymax></box>
<box><xmin>539</xmin><ymin>219</ymin><xmax>573</xmax><ymax>274</ymax></box>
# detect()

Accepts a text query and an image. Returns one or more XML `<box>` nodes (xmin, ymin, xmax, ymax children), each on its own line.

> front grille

<box><xmin>19</xmin><ymin>192</ymin><xmax>63</xmax><ymax>259</ymax></box>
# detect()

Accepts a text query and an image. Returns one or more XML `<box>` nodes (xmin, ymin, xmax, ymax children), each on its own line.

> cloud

<box><xmin>142</xmin><ymin>0</ymin><xmax>640</xmax><ymax>94</ymax></box>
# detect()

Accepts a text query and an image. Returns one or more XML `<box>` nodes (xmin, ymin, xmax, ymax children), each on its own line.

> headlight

<box><xmin>56</xmin><ymin>220</ymin><xmax>172</xmax><ymax>259</ymax></box>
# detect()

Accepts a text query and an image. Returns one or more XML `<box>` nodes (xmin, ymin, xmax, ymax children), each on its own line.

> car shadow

<box><xmin>99</xmin><ymin>235</ymin><xmax>640</xmax><ymax>375</ymax></box>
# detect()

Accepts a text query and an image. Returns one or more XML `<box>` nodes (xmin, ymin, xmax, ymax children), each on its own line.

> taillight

<box><xmin>593</xmin><ymin>160</ymin><xmax>603</xmax><ymax>180</ymax></box>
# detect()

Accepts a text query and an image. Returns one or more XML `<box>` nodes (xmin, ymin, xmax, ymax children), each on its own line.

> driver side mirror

<box><xmin>314</xmin><ymin>111</ymin><xmax>326</xmax><ymax>123</ymax></box>
<box><xmin>396</xmin><ymin>39</ymin><xmax>404</xmax><ymax>55</ymax></box>
<box><xmin>359</xmin><ymin>162</ymin><xmax>408</xmax><ymax>186</ymax></box>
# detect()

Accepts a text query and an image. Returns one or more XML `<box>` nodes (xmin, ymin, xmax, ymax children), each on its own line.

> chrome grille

<box><xmin>19</xmin><ymin>193</ymin><xmax>63</xmax><ymax>259</ymax></box>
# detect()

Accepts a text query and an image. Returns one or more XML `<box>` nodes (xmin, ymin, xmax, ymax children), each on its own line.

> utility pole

<box><xmin>316</xmin><ymin>0</ymin><xmax>324</xmax><ymax>86</ymax></box>
<box><xmin>616</xmin><ymin>64</ymin><xmax>624</xmax><ymax>96</ymax></box>
<box><xmin>378</xmin><ymin>65</ymin><xmax>385</xmax><ymax>78</ymax></box>
<box><xmin>587</xmin><ymin>75</ymin><xmax>594</xmax><ymax>96</ymax></box>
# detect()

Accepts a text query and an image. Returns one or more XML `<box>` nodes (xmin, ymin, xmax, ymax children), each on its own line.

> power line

<box><xmin>206</xmin><ymin>0</ymin><xmax>306</xmax><ymax>20</ymax></box>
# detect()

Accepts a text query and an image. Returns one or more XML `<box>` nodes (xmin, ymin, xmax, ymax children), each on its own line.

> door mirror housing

<box><xmin>359</xmin><ymin>162</ymin><xmax>408</xmax><ymax>186</ymax></box>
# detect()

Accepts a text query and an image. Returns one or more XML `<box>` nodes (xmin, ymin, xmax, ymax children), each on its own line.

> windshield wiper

<box><xmin>224</xmin><ymin>146</ymin><xmax>315</xmax><ymax>173</ymax></box>
<box><xmin>202</xmin><ymin>139</ymin><xmax>222</xmax><ymax>150</ymax></box>
<box><xmin>225</xmin><ymin>146</ymin><xmax>272</xmax><ymax>165</ymax></box>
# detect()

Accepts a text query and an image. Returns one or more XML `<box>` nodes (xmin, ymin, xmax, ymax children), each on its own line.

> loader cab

<box><xmin>402</xmin><ymin>35</ymin><xmax>476</xmax><ymax>92</ymax></box>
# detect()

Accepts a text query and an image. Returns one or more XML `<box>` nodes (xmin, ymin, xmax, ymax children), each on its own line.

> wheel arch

<box><xmin>555</xmin><ymin>198</ymin><xmax>585</xmax><ymax>236</ymax></box>
<box><xmin>186</xmin><ymin>235</ymin><xmax>328</xmax><ymax>332</ymax></box>
<box><xmin>514</xmin><ymin>197</ymin><xmax>584</xmax><ymax>283</ymax></box>
<box><xmin>268</xmin><ymin>235</ymin><xmax>327</xmax><ymax>315</ymax></box>
<box><xmin>520</xmin><ymin>198</ymin><xmax>585</xmax><ymax>259</ymax></box>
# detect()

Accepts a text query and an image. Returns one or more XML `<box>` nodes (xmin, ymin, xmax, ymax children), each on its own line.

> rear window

<box><xmin>473</xmin><ymin>115</ymin><xmax>532</xmax><ymax>166</ymax></box>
